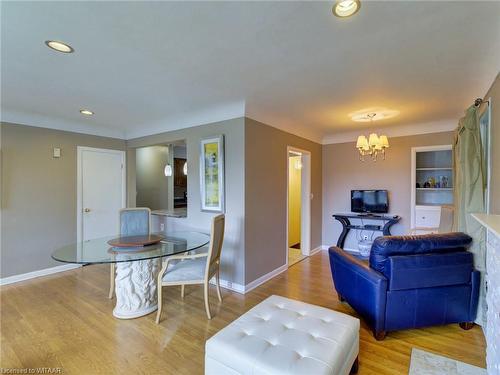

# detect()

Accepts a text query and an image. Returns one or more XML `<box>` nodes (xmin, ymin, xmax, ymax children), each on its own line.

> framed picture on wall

<box><xmin>199</xmin><ymin>135</ymin><xmax>225</xmax><ymax>213</ymax></box>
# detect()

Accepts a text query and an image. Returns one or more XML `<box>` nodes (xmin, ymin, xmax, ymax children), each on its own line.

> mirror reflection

<box><xmin>135</xmin><ymin>140</ymin><xmax>188</xmax><ymax>218</ymax></box>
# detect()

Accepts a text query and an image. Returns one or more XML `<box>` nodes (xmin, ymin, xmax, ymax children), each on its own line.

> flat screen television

<box><xmin>351</xmin><ymin>190</ymin><xmax>389</xmax><ymax>214</ymax></box>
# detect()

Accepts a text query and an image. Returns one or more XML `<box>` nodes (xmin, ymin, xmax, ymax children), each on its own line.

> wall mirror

<box><xmin>135</xmin><ymin>140</ymin><xmax>188</xmax><ymax>217</ymax></box>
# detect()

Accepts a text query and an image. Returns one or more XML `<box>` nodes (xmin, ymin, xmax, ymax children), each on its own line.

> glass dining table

<box><xmin>52</xmin><ymin>231</ymin><xmax>210</xmax><ymax>319</ymax></box>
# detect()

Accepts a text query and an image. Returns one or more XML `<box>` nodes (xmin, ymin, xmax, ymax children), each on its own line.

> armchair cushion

<box><xmin>370</xmin><ymin>232</ymin><xmax>472</xmax><ymax>275</ymax></box>
<box><xmin>163</xmin><ymin>257</ymin><xmax>207</xmax><ymax>283</ymax></box>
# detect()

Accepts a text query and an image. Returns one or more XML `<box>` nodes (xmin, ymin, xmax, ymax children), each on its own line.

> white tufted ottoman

<box><xmin>205</xmin><ymin>295</ymin><xmax>360</xmax><ymax>375</ymax></box>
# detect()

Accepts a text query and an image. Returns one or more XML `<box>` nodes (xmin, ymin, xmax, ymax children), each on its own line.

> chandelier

<box><xmin>356</xmin><ymin>113</ymin><xmax>389</xmax><ymax>161</ymax></box>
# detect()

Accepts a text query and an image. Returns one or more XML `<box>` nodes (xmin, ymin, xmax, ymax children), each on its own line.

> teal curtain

<box><xmin>453</xmin><ymin>105</ymin><xmax>486</xmax><ymax>326</ymax></box>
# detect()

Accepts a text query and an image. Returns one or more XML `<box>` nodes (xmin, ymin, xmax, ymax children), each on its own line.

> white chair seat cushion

<box><xmin>162</xmin><ymin>257</ymin><xmax>207</xmax><ymax>283</ymax></box>
<box><xmin>205</xmin><ymin>295</ymin><xmax>360</xmax><ymax>375</ymax></box>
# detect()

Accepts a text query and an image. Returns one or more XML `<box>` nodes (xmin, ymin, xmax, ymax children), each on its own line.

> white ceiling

<box><xmin>1</xmin><ymin>1</ymin><xmax>499</xmax><ymax>143</ymax></box>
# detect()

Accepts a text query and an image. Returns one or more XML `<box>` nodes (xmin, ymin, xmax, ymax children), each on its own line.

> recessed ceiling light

<box><xmin>333</xmin><ymin>0</ymin><xmax>361</xmax><ymax>18</ymax></box>
<box><xmin>80</xmin><ymin>109</ymin><xmax>94</xmax><ymax>116</ymax></box>
<box><xmin>45</xmin><ymin>40</ymin><xmax>74</xmax><ymax>53</ymax></box>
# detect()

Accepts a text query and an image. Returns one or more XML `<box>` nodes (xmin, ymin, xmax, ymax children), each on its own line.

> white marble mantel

<box><xmin>472</xmin><ymin>213</ymin><xmax>500</xmax><ymax>375</ymax></box>
<box><xmin>472</xmin><ymin>213</ymin><xmax>500</xmax><ymax>238</ymax></box>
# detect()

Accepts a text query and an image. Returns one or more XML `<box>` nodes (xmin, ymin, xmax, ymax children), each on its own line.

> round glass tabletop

<box><xmin>51</xmin><ymin>231</ymin><xmax>210</xmax><ymax>264</ymax></box>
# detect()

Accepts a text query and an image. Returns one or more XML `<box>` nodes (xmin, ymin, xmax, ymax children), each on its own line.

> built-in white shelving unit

<box><xmin>411</xmin><ymin>145</ymin><xmax>454</xmax><ymax>230</ymax></box>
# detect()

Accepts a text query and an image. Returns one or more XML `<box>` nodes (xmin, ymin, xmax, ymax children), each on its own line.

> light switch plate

<box><xmin>53</xmin><ymin>147</ymin><xmax>61</xmax><ymax>158</ymax></box>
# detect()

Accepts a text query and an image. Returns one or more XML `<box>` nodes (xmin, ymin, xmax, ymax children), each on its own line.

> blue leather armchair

<box><xmin>329</xmin><ymin>233</ymin><xmax>480</xmax><ymax>340</ymax></box>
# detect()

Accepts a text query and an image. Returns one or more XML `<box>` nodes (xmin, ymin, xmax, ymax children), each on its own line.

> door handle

<box><xmin>84</xmin><ymin>208</ymin><xmax>91</xmax><ymax>213</ymax></box>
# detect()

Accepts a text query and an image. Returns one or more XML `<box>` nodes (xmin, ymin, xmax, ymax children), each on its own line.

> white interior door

<box><xmin>77</xmin><ymin>147</ymin><xmax>126</xmax><ymax>242</ymax></box>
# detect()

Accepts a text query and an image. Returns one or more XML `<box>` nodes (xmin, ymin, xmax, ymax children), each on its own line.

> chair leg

<box><xmin>215</xmin><ymin>271</ymin><xmax>223</xmax><ymax>302</ymax></box>
<box><xmin>374</xmin><ymin>330</ymin><xmax>386</xmax><ymax>341</ymax></box>
<box><xmin>204</xmin><ymin>283</ymin><xmax>212</xmax><ymax>320</ymax></box>
<box><xmin>108</xmin><ymin>263</ymin><xmax>115</xmax><ymax>299</ymax></box>
<box><xmin>350</xmin><ymin>357</ymin><xmax>359</xmax><ymax>374</ymax></box>
<box><xmin>459</xmin><ymin>322</ymin><xmax>474</xmax><ymax>330</ymax></box>
<box><xmin>156</xmin><ymin>284</ymin><xmax>163</xmax><ymax>324</ymax></box>
<box><xmin>181</xmin><ymin>284</ymin><xmax>185</xmax><ymax>299</ymax></box>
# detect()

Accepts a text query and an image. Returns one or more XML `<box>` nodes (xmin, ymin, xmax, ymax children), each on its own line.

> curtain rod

<box><xmin>474</xmin><ymin>98</ymin><xmax>490</xmax><ymax>107</ymax></box>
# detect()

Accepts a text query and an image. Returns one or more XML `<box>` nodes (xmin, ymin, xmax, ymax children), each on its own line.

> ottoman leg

<box><xmin>350</xmin><ymin>357</ymin><xmax>359</xmax><ymax>374</ymax></box>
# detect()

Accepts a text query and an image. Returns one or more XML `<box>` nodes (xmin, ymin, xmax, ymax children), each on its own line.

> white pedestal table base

<box><xmin>113</xmin><ymin>258</ymin><xmax>161</xmax><ymax>319</ymax></box>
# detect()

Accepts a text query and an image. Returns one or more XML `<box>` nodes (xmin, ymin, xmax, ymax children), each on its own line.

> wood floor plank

<box><xmin>0</xmin><ymin>251</ymin><xmax>486</xmax><ymax>374</ymax></box>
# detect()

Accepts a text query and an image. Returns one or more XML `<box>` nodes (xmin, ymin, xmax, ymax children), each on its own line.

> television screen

<box><xmin>351</xmin><ymin>190</ymin><xmax>389</xmax><ymax>213</ymax></box>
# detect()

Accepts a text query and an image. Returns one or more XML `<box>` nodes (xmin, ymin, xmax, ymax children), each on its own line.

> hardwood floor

<box><xmin>288</xmin><ymin>247</ymin><xmax>306</xmax><ymax>266</ymax></box>
<box><xmin>1</xmin><ymin>251</ymin><xmax>486</xmax><ymax>374</ymax></box>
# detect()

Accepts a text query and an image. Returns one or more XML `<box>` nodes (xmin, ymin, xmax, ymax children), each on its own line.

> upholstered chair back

<box><xmin>205</xmin><ymin>214</ymin><xmax>225</xmax><ymax>280</ymax></box>
<box><xmin>119</xmin><ymin>208</ymin><xmax>151</xmax><ymax>236</ymax></box>
<box><xmin>369</xmin><ymin>232</ymin><xmax>472</xmax><ymax>276</ymax></box>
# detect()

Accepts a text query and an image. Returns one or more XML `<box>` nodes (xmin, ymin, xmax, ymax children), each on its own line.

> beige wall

<box><xmin>0</xmin><ymin>123</ymin><xmax>126</xmax><ymax>278</ymax></box>
<box><xmin>483</xmin><ymin>73</ymin><xmax>500</xmax><ymax>214</ymax></box>
<box><xmin>127</xmin><ymin>118</ymin><xmax>246</xmax><ymax>286</ymax></box>
<box><xmin>288</xmin><ymin>156</ymin><xmax>301</xmax><ymax>247</ymax></box>
<box><xmin>245</xmin><ymin>118</ymin><xmax>322</xmax><ymax>284</ymax></box>
<box><xmin>322</xmin><ymin>131</ymin><xmax>454</xmax><ymax>249</ymax></box>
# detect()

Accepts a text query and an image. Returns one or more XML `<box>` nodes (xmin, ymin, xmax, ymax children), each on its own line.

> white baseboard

<box><xmin>244</xmin><ymin>264</ymin><xmax>288</xmax><ymax>294</ymax></box>
<box><xmin>0</xmin><ymin>264</ymin><xmax>82</xmax><ymax>286</ymax></box>
<box><xmin>211</xmin><ymin>264</ymin><xmax>289</xmax><ymax>295</ymax></box>
<box><xmin>309</xmin><ymin>246</ymin><xmax>324</xmax><ymax>255</ymax></box>
<box><xmin>344</xmin><ymin>247</ymin><xmax>361</xmax><ymax>254</ymax></box>
<box><xmin>318</xmin><ymin>245</ymin><xmax>360</xmax><ymax>254</ymax></box>
<box><xmin>210</xmin><ymin>278</ymin><xmax>245</xmax><ymax>294</ymax></box>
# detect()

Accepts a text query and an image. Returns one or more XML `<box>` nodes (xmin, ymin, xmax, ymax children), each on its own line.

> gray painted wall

<box><xmin>127</xmin><ymin>117</ymin><xmax>246</xmax><ymax>286</ymax></box>
<box><xmin>0</xmin><ymin>123</ymin><xmax>126</xmax><ymax>278</ymax></box>
<box><xmin>322</xmin><ymin>131</ymin><xmax>455</xmax><ymax>250</ymax></box>
<box><xmin>244</xmin><ymin>118</ymin><xmax>323</xmax><ymax>284</ymax></box>
<box><xmin>0</xmin><ymin>117</ymin><xmax>466</xmax><ymax>288</ymax></box>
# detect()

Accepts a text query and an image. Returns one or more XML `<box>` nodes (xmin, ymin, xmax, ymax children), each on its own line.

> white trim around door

<box><xmin>77</xmin><ymin>147</ymin><xmax>126</xmax><ymax>243</ymax></box>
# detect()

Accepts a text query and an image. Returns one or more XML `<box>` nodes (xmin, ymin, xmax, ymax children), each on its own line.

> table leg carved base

<box><xmin>113</xmin><ymin>258</ymin><xmax>160</xmax><ymax>319</ymax></box>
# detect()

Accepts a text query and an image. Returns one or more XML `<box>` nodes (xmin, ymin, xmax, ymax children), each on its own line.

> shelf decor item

<box><xmin>200</xmin><ymin>135</ymin><xmax>225</xmax><ymax>213</ymax></box>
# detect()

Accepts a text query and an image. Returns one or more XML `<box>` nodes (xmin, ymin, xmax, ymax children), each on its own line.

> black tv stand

<box><xmin>357</xmin><ymin>213</ymin><xmax>383</xmax><ymax>217</ymax></box>
<box><xmin>332</xmin><ymin>213</ymin><xmax>401</xmax><ymax>249</ymax></box>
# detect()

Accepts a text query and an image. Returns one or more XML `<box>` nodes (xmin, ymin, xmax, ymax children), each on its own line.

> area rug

<box><xmin>409</xmin><ymin>348</ymin><xmax>486</xmax><ymax>375</ymax></box>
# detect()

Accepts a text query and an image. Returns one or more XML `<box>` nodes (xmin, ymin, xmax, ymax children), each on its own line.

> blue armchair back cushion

<box><xmin>369</xmin><ymin>232</ymin><xmax>472</xmax><ymax>276</ymax></box>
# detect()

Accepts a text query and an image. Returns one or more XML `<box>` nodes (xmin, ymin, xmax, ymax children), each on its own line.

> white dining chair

<box><xmin>156</xmin><ymin>214</ymin><xmax>225</xmax><ymax>323</ymax></box>
<box><xmin>109</xmin><ymin>207</ymin><xmax>151</xmax><ymax>299</ymax></box>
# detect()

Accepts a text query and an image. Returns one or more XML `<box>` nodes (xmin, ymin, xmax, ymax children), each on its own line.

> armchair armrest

<box><xmin>328</xmin><ymin>247</ymin><xmax>388</xmax><ymax>335</ymax></box>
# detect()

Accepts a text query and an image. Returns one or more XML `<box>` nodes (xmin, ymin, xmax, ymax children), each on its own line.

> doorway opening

<box><xmin>286</xmin><ymin>147</ymin><xmax>311</xmax><ymax>267</ymax></box>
